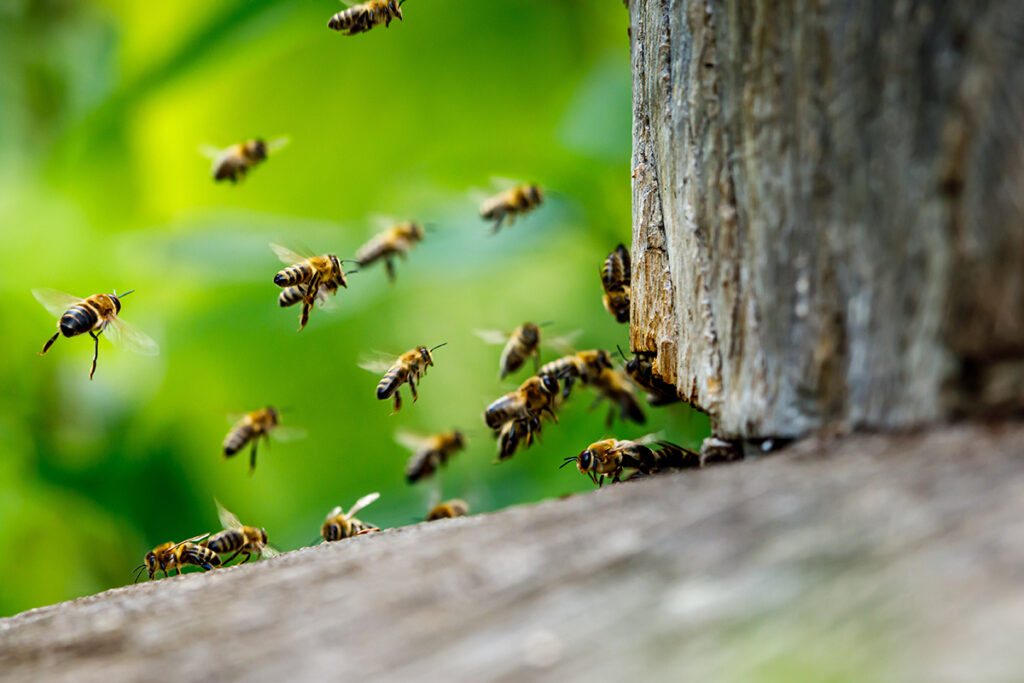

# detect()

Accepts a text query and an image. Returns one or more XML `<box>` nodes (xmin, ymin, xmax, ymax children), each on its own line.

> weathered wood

<box><xmin>2</xmin><ymin>423</ymin><xmax>1023</xmax><ymax>682</ymax></box>
<box><xmin>630</xmin><ymin>0</ymin><xmax>1024</xmax><ymax>439</ymax></box>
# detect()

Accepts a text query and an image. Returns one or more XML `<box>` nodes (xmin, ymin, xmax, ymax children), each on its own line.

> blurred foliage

<box><xmin>0</xmin><ymin>0</ymin><xmax>708</xmax><ymax>616</ymax></box>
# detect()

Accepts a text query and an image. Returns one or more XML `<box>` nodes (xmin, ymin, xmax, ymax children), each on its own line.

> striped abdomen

<box><xmin>376</xmin><ymin>363</ymin><xmax>408</xmax><ymax>399</ymax></box>
<box><xmin>485</xmin><ymin>393</ymin><xmax>525</xmax><ymax>429</ymax></box>
<box><xmin>538</xmin><ymin>356</ymin><xmax>578</xmax><ymax>380</ymax></box>
<box><xmin>651</xmin><ymin>442</ymin><xmax>701</xmax><ymax>471</ymax></box>
<box><xmin>204</xmin><ymin>529</ymin><xmax>245</xmax><ymax>554</ymax></box>
<box><xmin>322</xmin><ymin>517</ymin><xmax>352</xmax><ymax>542</ymax></box>
<box><xmin>59</xmin><ymin>303</ymin><xmax>100</xmax><ymax>338</ymax></box>
<box><xmin>181</xmin><ymin>544</ymin><xmax>221</xmax><ymax>570</ymax></box>
<box><xmin>274</xmin><ymin>261</ymin><xmax>314</xmax><ymax>287</ymax></box>
<box><xmin>355</xmin><ymin>235</ymin><xmax>394</xmax><ymax>266</ymax></box>
<box><xmin>223</xmin><ymin>423</ymin><xmax>255</xmax><ymax>456</ymax></box>
<box><xmin>279</xmin><ymin>285</ymin><xmax>306</xmax><ymax>308</ymax></box>
<box><xmin>328</xmin><ymin>2</ymin><xmax>388</xmax><ymax>33</ymax></box>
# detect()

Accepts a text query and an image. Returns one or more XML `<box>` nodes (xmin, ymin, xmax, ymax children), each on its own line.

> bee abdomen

<box><xmin>322</xmin><ymin>521</ymin><xmax>344</xmax><ymax>542</ymax></box>
<box><xmin>223</xmin><ymin>425</ymin><xmax>254</xmax><ymax>456</ymax></box>
<box><xmin>184</xmin><ymin>545</ymin><xmax>222</xmax><ymax>569</ymax></box>
<box><xmin>205</xmin><ymin>529</ymin><xmax>244</xmax><ymax>554</ymax></box>
<box><xmin>376</xmin><ymin>368</ymin><xmax>404</xmax><ymax>399</ymax></box>
<box><xmin>59</xmin><ymin>304</ymin><xmax>98</xmax><ymax>338</ymax></box>
<box><xmin>274</xmin><ymin>263</ymin><xmax>311</xmax><ymax>287</ymax></box>
<box><xmin>278</xmin><ymin>286</ymin><xmax>306</xmax><ymax>308</ymax></box>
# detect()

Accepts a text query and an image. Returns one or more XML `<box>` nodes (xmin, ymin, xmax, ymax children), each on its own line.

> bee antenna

<box><xmin>616</xmin><ymin>344</ymin><xmax>629</xmax><ymax>362</ymax></box>
<box><xmin>429</xmin><ymin>342</ymin><xmax>448</xmax><ymax>353</ymax></box>
<box><xmin>114</xmin><ymin>289</ymin><xmax>135</xmax><ymax>299</ymax></box>
<box><xmin>340</xmin><ymin>259</ymin><xmax>361</xmax><ymax>265</ymax></box>
<box><xmin>558</xmin><ymin>459</ymin><xmax>578</xmax><ymax>469</ymax></box>
<box><xmin>131</xmin><ymin>564</ymin><xmax>147</xmax><ymax>583</ymax></box>
<box><xmin>539</xmin><ymin>321</ymin><xmax>554</xmax><ymax>328</ymax></box>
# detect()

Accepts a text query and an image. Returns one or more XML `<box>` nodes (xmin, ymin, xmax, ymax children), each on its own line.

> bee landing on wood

<box><xmin>560</xmin><ymin>438</ymin><xmax>701</xmax><ymax>487</ymax></box>
<box><xmin>360</xmin><ymin>344</ymin><xmax>446</xmax><ymax>414</ymax></box>
<box><xmin>33</xmin><ymin>288</ymin><xmax>159</xmax><ymax>380</ymax></box>
<box><xmin>618</xmin><ymin>346</ymin><xmax>680</xmax><ymax>407</ymax></box>
<box><xmin>426</xmin><ymin>499</ymin><xmax>468</xmax><ymax>521</ymax></box>
<box><xmin>132</xmin><ymin>534</ymin><xmax>220</xmax><ymax>582</ymax></box>
<box><xmin>328</xmin><ymin>0</ymin><xmax>405</xmax><ymax>36</ymax></box>
<box><xmin>588</xmin><ymin>367</ymin><xmax>646</xmax><ymax>427</ymax></box>
<box><xmin>321</xmin><ymin>492</ymin><xmax>382</xmax><ymax>542</ymax></box>
<box><xmin>201</xmin><ymin>500</ymin><xmax>279</xmax><ymax>565</ymax></box>
<box><xmin>601</xmin><ymin>244</ymin><xmax>631</xmax><ymax>324</ymax></box>
<box><xmin>200</xmin><ymin>137</ymin><xmax>288</xmax><ymax>183</ymax></box>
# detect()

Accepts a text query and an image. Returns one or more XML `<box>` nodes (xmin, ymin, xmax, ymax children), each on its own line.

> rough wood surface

<box><xmin>3</xmin><ymin>423</ymin><xmax>1023</xmax><ymax>682</ymax></box>
<box><xmin>629</xmin><ymin>0</ymin><xmax>1024</xmax><ymax>439</ymax></box>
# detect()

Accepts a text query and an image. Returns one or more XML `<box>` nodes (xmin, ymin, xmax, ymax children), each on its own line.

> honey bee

<box><xmin>355</xmin><ymin>220</ymin><xmax>424</xmax><ymax>282</ymax></box>
<box><xmin>474</xmin><ymin>323</ymin><xmax>543</xmax><ymax>379</ymax></box>
<box><xmin>484</xmin><ymin>375</ymin><xmax>560</xmax><ymax>430</ymax></box>
<box><xmin>328</xmin><ymin>0</ymin><xmax>405</xmax><ymax>35</ymax></box>
<box><xmin>588</xmin><ymin>367</ymin><xmax>646</xmax><ymax>426</ymax></box>
<box><xmin>496</xmin><ymin>414</ymin><xmax>541</xmax><ymax>461</ymax></box>
<box><xmin>601</xmin><ymin>244</ymin><xmax>631</xmax><ymax>323</ymax></box>
<box><xmin>33</xmin><ymin>288</ymin><xmax>159</xmax><ymax>380</ymax></box>
<box><xmin>202</xmin><ymin>500</ymin><xmax>278</xmax><ymax>565</ymax></box>
<box><xmin>619</xmin><ymin>347</ymin><xmax>680</xmax><ymax>406</ymax></box>
<box><xmin>271</xmin><ymin>243</ymin><xmax>354</xmax><ymax>331</ymax></box>
<box><xmin>397</xmin><ymin>430</ymin><xmax>466</xmax><ymax>483</ymax></box>
<box><xmin>321</xmin><ymin>492</ymin><xmax>381</xmax><ymax>542</ymax></box>
<box><xmin>560</xmin><ymin>438</ymin><xmax>700</xmax><ymax>486</ymax></box>
<box><xmin>223</xmin><ymin>406</ymin><xmax>305</xmax><ymax>473</ymax></box>
<box><xmin>538</xmin><ymin>349</ymin><xmax>613</xmax><ymax>398</ymax></box>
<box><xmin>132</xmin><ymin>534</ymin><xmax>220</xmax><ymax>582</ymax></box>
<box><xmin>479</xmin><ymin>183</ymin><xmax>543</xmax><ymax>233</ymax></box>
<box><xmin>200</xmin><ymin>137</ymin><xmax>289</xmax><ymax>183</ymax></box>
<box><xmin>360</xmin><ymin>344</ymin><xmax>446</xmax><ymax>413</ymax></box>
<box><xmin>426</xmin><ymin>499</ymin><xmax>469</xmax><ymax>521</ymax></box>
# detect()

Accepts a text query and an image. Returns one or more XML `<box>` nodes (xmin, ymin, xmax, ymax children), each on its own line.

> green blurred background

<box><xmin>0</xmin><ymin>0</ymin><xmax>708</xmax><ymax>616</ymax></box>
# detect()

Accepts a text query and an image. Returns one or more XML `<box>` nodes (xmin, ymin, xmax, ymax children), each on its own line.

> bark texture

<box><xmin>2</xmin><ymin>424</ymin><xmax>1024</xmax><ymax>682</ymax></box>
<box><xmin>629</xmin><ymin>0</ymin><xmax>1024</xmax><ymax>439</ymax></box>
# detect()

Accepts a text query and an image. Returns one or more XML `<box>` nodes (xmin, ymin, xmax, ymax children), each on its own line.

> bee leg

<box><xmin>605</xmin><ymin>406</ymin><xmax>615</xmax><ymax>428</ymax></box>
<box><xmin>392</xmin><ymin>390</ymin><xmax>402</xmax><ymax>413</ymax></box>
<box><xmin>249</xmin><ymin>440</ymin><xmax>259</xmax><ymax>474</ymax></box>
<box><xmin>385</xmin><ymin>258</ymin><xmax>396</xmax><ymax>282</ymax></box>
<box><xmin>39</xmin><ymin>331</ymin><xmax>59</xmax><ymax>355</ymax></box>
<box><xmin>88</xmin><ymin>331</ymin><xmax>100</xmax><ymax>380</ymax></box>
<box><xmin>598</xmin><ymin>475</ymin><xmax>605</xmax><ymax>488</ymax></box>
<box><xmin>224</xmin><ymin>549</ymin><xmax>243</xmax><ymax>564</ymax></box>
<box><xmin>409</xmin><ymin>377</ymin><xmax>418</xmax><ymax>403</ymax></box>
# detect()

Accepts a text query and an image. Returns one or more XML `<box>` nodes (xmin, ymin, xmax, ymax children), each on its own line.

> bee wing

<box><xmin>103</xmin><ymin>316</ymin><xmax>160</xmax><ymax>356</ymax></box>
<box><xmin>326</xmin><ymin>506</ymin><xmax>344</xmax><ymax>521</ymax></box>
<box><xmin>368</xmin><ymin>213</ymin><xmax>400</xmax><ymax>231</ymax></box>
<box><xmin>214</xmin><ymin>498</ymin><xmax>244</xmax><ymax>531</ymax></box>
<box><xmin>358</xmin><ymin>352</ymin><xmax>396</xmax><ymax>375</ymax></box>
<box><xmin>198</xmin><ymin>144</ymin><xmax>223</xmax><ymax>160</ymax></box>
<box><xmin>473</xmin><ymin>329</ymin><xmax>510</xmax><ymax>345</ymax></box>
<box><xmin>175</xmin><ymin>533</ymin><xmax>210</xmax><ymax>548</ymax></box>
<box><xmin>272</xmin><ymin>426</ymin><xmax>307</xmax><ymax>443</ymax></box>
<box><xmin>262</xmin><ymin>545</ymin><xmax>281</xmax><ymax>559</ymax></box>
<box><xmin>395</xmin><ymin>430</ymin><xmax>432</xmax><ymax>452</ymax></box>
<box><xmin>266</xmin><ymin>136</ymin><xmax>290</xmax><ymax>154</ymax></box>
<box><xmin>32</xmin><ymin>288</ymin><xmax>84</xmax><ymax>319</ymax></box>
<box><xmin>548</xmin><ymin>331</ymin><xmax>582</xmax><ymax>355</ymax></box>
<box><xmin>489</xmin><ymin>176</ymin><xmax>522</xmax><ymax>191</ymax></box>
<box><xmin>346</xmin><ymin>492</ymin><xmax>380</xmax><ymax>519</ymax></box>
<box><xmin>270</xmin><ymin>243</ymin><xmax>310</xmax><ymax>266</ymax></box>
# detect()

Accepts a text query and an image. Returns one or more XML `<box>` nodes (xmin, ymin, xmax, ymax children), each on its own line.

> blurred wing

<box><xmin>272</xmin><ymin>426</ymin><xmax>307</xmax><ymax>443</ymax></box>
<box><xmin>32</xmin><ymin>289</ymin><xmax>83</xmax><ymax>319</ymax></box>
<box><xmin>395</xmin><ymin>430</ymin><xmax>431</xmax><ymax>452</ymax></box>
<box><xmin>338</xmin><ymin>0</ymin><xmax>357</xmax><ymax>6</ymax></box>
<box><xmin>368</xmin><ymin>213</ymin><xmax>400</xmax><ymax>231</ymax></box>
<box><xmin>326</xmin><ymin>506</ymin><xmax>343</xmax><ymax>521</ymax></box>
<box><xmin>473</xmin><ymin>329</ymin><xmax>509</xmax><ymax>345</ymax></box>
<box><xmin>358</xmin><ymin>352</ymin><xmax>395</xmax><ymax>375</ymax></box>
<box><xmin>176</xmin><ymin>533</ymin><xmax>210</xmax><ymax>548</ymax></box>
<box><xmin>198</xmin><ymin>144</ymin><xmax>222</xmax><ymax>160</ymax></box>
<box><xmin>346</xmin><ymin>492</ymin><xmax>380</xmax><ymax>519</ymax></box>
<box><xmin>270</xmin><ymin>243</ymin><xmax>309</xmax><ymax>266</ymax></box>
<box><xmin>489</xmin><ymin>176</ymin><xmax>521</xmax><ymax>190</ymax></box>
<box><xmin>548</xmin><ymin>331</ymin><xmax>581</xmax><ymax>355</ymax></box>
<box><xmin>634</xmin><ymin>432</ymin><xmax>666</xmax><ymax>446</ymax></box>
<box><xmin>267</xmin><ymin>136</ymin><xmax>290</xmax><ymax>154</ymax></box>
<box><xmin>215</xmin><ymin>498</ymin><xmax>243</xmax><ymax>531</ymax></box>
<box><xmin>104</xmin><ymin>316</ymin><xmax>160</xmax><ymax>356</ymax></box>
<box><xmin>263</xmin><ymin>545</ymin><xmax>281</xmax><ymax>559</ymax></box>
<box><xmin>226</xmin><ymin>413</ymin><xmax>245</xmax><ymax>425</ymax></box>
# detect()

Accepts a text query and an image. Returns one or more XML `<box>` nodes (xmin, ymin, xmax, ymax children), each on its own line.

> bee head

<box><xmin>540</xmin><ymin>374</ymin><xmax>559</xmax><ymax>396</ymax></box>
<box><xmin>259</xmin><ymin>528</ymin><xmax>268</xmax><ymax>546</ymax></box>
<box><xmin>422</xmin><ymin>342</ymin><xmax>447</xmax><ymax>365</ymax></box>
<box><xmin>410</xmin><ymin>222</ymin><xmax>425</xmax><ymax>241</ymax></box>
<box><xmin>250</xmin><ymin>139</ymin><xmax>268</xmax><ymax>160</ymax></box>
<box><xmin>452</xmin><ymin>430</ymin><xmax>466</xmax><ymax>448</ymax></box>
<box><xmin>391</xmin><ymin>0</ymin><xmax>403</xmax><ymax>19</ymax></box>
<box><xmin>266</xmin><ymin>406</ymin><xmax>280</xmax><ymax>425</ymax></box>
<box><xmin>529</xmin><ymin>185</ymin><xmax>543</xmax><ymax>204</ymax></box>
<box><xmin>520</xmin><ymin>322</ymin><xmax>540</xmax><ymax>344</ymax></box>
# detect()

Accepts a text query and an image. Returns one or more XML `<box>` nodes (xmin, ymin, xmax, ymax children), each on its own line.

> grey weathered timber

<box><xmin>629</xmin><ymin>0</ymin><xmax>1024</xmax><ymax>439</ymax></box>
<box><xmin>2</xmin><ymin>423</ymin><xmax>1024</xmax><ymax>682</ymax></box>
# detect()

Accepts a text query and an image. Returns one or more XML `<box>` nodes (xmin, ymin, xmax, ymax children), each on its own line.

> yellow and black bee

<box><xmin>484</xmin><ymin>375</ymin><xmax>560</xmax><ymax>432</ymax></box>
<box><xmin>538</xmin><ymin>349</ymin><xmax>613</xmax><ymax>398</ymax></box>
<box><xmin>397</xmin><ymin>430</ymin><xmax>466</xmax><ymax>483</ymax></box>
<box><xmin>601</xmin><ymin>244</ymin><xmax>631</xmax><ymax>323</ymax></box>
<box><xmin>588</xmin><ymin>367</ymin><xmax>646</xmax><ymax>426</ymax></box>
<box><xmin>474</xmin><ymin>323</ymin><xmax>543</xmax><ymax>379</ymax></box>
<box><xmin>223</xmin><ymin>406</ymin><xmax>304</xmax><ymax>473</ymax></box>
<box><xmin>355</xmin><ymin>221</ymin><xmax>424</xmax><ymax>282</ymax></box>
<box><xmin>328</xmin><ymin>0</ymin><xmax>405</xmax><ymax>35</ymax></box>
<box><xmin>619</xmin><ymin>347</ymin><xmax>680</xmax><ymax>406</ymax></box>
<box><xmin>360</xmin><ymin>344</ymin><xmax>446</xmax><ymax>413</ymax></box>
<box><xmin>479</xmin><ymin>183</ymin><xmax>543</xmax><ymax>233</ymax></box>
<box><xmin>34</xmin><ymin>288</ymin><xmax>159</xmax><ymax>380</ymax></box>
<box><xmin>321</xmin><ymin>492</ymin><xmax>381</xmax><ymax>542</ymax></box>
<box><xmin>496</xmin><ymin>414</ymin><xmax>541</xmax><ymax>461</ymax></box>
<box><xmin>560</xmin><ymin>438</ymin><xmax>700</xmax><ymax>486</ymax></box>
<box><xmin>200</xmin><ymin>137</ymin><xmax>288</xmax><ymax>183</ymax></box>
<box><xmin>132</xmin><ymin>534</ymin><xmax>220</xmax><ymax>582</ymax></box>
<box><xmin>270</xmin><ymin>243</ymin><xmax>354</xmax><ymax>331</ymax></box>
<box><xmin>202</xmin><ymin>500</ymin><xmax>278</xmax><ymax>565</ymax></box>
<box><xmin>426</xmin><ymin>499</ymin><xmax>469</xmax><ymax>521</ymax></box>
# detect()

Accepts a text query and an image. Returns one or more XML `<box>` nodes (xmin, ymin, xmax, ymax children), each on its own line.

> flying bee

<box><xmin>33</xmin><ymin>288</ymin><xmax>159</xmax><ymax>380</ymax></box>
<box><xmin>397</xmin><ymin>430</ymin><xmax>466</xmax><ymax>483</ymax></box>
<box><xmin>223</xmin><ymin>406</ymin><xmax>305</xmax><ymax>474</ymax></box>
<box><xmin>426</xmin><ymin>499</ymin><xmax>469</xmax><ymax>521</ymax></box>
<box><xmin>479</xmin><ymin>183</ymin><xmax>543</xmax><ymax>233</ymax></box>
<box><xmin>201</xmin><ymin>500</ymin><xmax>279</xmax><ymax>565</ymax></box>
<box><xmin>355</xmin><ymin>220</ymin><xmax>424</xmax><ymax>282</ymax></box>
<box><xmin>588</xmin><ymin>367</ymin><xmax>646</xmax><ymax>426</ymax></box>
<box><xmin>496</xmin><ymin>414</ymin><xmax>541</xmax><ymax>461</ymax></box>
<box><xmin>484</xmin><ymin>375</ymin><xmax>561</xmax><ymax>432</ymax></box>
<box><xmin>560</xmin><ymin>438</ymin><xmax>700</xmax><ymax>486</ymax></box>
<box><xmin>132</xmin><ymin>534</ymin><xmax>219</xmax><ymax>582</ymax></box>
<box><xmin>321</xmin><ymin>492</ymin><xmax>381</xmax><ymax>542</ymax></box>
<box><xmin>328</xmin><ymin>0</ymin><xmax>405</xmax><ymax>35</ymax></box>
<box><xmin>601</xmin><ymin>244</ymin><xmax>631</xmax><ymax>323</ymax></box>
<box><xmin>618</xmin><ymin>346</ymin><xmax>680</xmax><ymax>406</ymax></box>
<box><xmin>538</xmin><ymin>349</ymin><xmax>614</xmax><ymax>398</ymax></box>
<box><xmin>199</xmin><ymin>137</ymin><xmax>289</xmax><ymax>183</ymax></box>
<box><xmin>360</xmin><ymin>343</ymin><xmax>446</xmax><ymax>413</ymax></box>
<box><xmin>270</xmin><ymin>243</ymin><xmax>355</xmax><ymax>331</ymax></box>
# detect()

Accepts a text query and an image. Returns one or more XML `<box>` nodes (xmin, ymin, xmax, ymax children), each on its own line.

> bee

<box><xmin>619</xmin><ymin>346</ymin><xmax>680</xmax><ymax>406</ymax></box>
<box><xmin>321</xmin><ymin>492</ymin><xmax>381</xmax><ymax>542</ymax></box>
<box><xmin>223</xmin><ymin>406</ymin><xmax>305</xmax><ymax>473</ymax></box>
<box><xmin>601</xmin><ymin>244</ymin><xmax>631</xmax><ymax>323</ymax></box>
<box><xmin>360</xmin><ymin>343</ymin><xmax>446</xmax><ymax>413</ymax></box>
<box><xmin>473</xmin><ymin>322</ymin><xmax>543</xmax><ymax>379</ymax></box>
<box><xmin>200</xmin><ymin>137</ymin><xmax>289</xmax><ymax>183</ymax></box>
<box><xmin>270</xmin><ymin>243</ymin><xmax>354</xmax><ymax>331</ymax></box>
<box><xmin>132</xmin><ymin>534</ymin><xmax>220</xmax><ymax>582</ymax></box>
<box><xmin>355</xmin><ymin>220</ymin><xmax>424</xmax><ymax>282</ymax></box>
<box><xmin>588</xmin><ymin>367</ymin><xmax>646</xmax><ymax>426</ymax></box>
<box><xmin>496</xmin><ymin>414</ymin><xmax>541</xmax><ymax>461</ymax></box>
<box><xmin>202</xmin><ymin>500</ymin><xmax>278</xmax><ymax>565</ymax></box>
<box><xmin>33</xmin><ymin>288</ymin><xmax>159</xmax><ymax>380</ymax></box>
<box><xmin>426</xmin><ymin>499</ymin><xmax>469</xmax><ymax>521</ymax></box>
<box><xmin>560</xmin><ymin>438</ymin><xmax>700</xmax><ymax>486</ymax></box>
<box><xmin>484</xmin><ymin>375</ymin><xmax>560</xmax><ymax>430</ymax></box>
<box><xmin>538</xmin><ymin>349</ymin><xmax>614</xmax><ymax>398</ymax></box>
<box><xmin>397</xmin><ymin>430</ymin><xmax>466</xmax><ymax>483</ymax></box>
<box><xmin>328</xmin><ymin>0</ymin><xmax>405</xmax><ymax>34</ymax></box>
<box><xmin>479</xmin><ymin>183</ymin><xmax>543</xmax><ymax>233</ymax></box>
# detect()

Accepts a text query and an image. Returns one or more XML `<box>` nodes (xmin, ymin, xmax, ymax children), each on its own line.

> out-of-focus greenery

<box><xmin>0</xmin><ymin>0</ymin><xmax>707</xmax><ymax>616</ymax></box>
